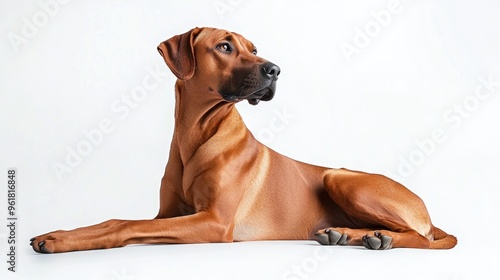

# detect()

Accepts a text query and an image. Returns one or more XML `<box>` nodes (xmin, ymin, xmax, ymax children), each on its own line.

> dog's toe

<box><xmin>375</xmin><ymin>232</ymin><xmax>393</xmax><ymax>250</ymax></box>
<box><xmin>30</xmin><ymin>238</ymin><xmax>41</xmax><ymax>253</ymax></box>
<box><xmin>38</xmin><ymin>241</ymin><xmax>48</xmax><ymax>253</ymax></box>
<box><xmin>38</xmin><ymin>240</ymin><xmax>55</xmax><ymax>254</ymax></box>
<box><xmin>315</xmin><ymin>233</ymin><xmax>330</xmax><ymax>245</ymax></box>
<box><xmin>363</xmin><ymin>235</ymin><xmax>381</xmax><ymax>249</ymax></box>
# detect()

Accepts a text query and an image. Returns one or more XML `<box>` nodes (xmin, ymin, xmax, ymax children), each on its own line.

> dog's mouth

<box><xmin>246</xmin><ymin>87</ymin><xmax>275</xmax><ymax>105</ymax></box>
<box><xmin>222</xmin><ymin>85</ymin><xmax>275</xmax><ymax>105</ymax></box>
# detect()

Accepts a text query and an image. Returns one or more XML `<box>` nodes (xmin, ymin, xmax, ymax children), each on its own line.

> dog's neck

<box><xmin>172</xmin><ymin>80</ymin><xmax>247</xmax><ymax>163</ymax></box>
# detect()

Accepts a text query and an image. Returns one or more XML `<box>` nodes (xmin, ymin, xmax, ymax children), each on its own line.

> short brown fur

<box><xmin>31</xmin><ymin>27</ymin><xmax>456</xmax><ymax>253</ymax></box>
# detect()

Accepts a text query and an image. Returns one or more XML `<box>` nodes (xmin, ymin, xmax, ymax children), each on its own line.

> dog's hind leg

<box><xmin>316</xmin><ymin>168</ymin><xmax>435</xmax><ymax>249</ymax></box>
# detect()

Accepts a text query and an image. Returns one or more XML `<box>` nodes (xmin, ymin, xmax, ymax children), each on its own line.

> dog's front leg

<box><xmin>31</xmin><ymin>211</ymin><xmax>233</xmax><ymax>253</ymax></box>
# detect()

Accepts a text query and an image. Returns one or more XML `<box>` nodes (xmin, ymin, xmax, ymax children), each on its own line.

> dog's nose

<box><xmin>262</xmin><ymin>62</ymin><xmax>281</xmax><ymax>80</ymax></box>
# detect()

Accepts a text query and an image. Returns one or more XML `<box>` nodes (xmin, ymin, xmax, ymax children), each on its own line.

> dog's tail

<box><xmin>429</xmin><ymin>226</ymin><xmax>457</xmax><ymax>249</ymax></box>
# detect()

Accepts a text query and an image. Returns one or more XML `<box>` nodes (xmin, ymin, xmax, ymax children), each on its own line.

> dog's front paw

<box><xmin>30</xmin><ymin>230</ymin><xmax>66</xmax><ymax>254</ymax></box>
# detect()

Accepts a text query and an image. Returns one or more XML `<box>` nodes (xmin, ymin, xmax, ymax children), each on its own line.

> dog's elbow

<box><xmin>208</xmin><ymin>222</ymin><xmax>234</xmax><ymax>243</ymax></box>
<box><xmin>193</xmin><ymin>212</ymin><xmax>235</xmax><ymax>243</ymax></box>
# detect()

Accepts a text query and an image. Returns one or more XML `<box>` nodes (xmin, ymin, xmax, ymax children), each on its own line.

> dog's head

<box><xmin>157</xmin><ymin>27</ymin><xmax>280</xmax><ymax>105</ymax></box>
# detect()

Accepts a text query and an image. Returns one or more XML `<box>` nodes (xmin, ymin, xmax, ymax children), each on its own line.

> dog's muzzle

<box><xmin>222</xmin><ymin>62</ymin><xmax>281</xmax><ymax>105</ymax></box>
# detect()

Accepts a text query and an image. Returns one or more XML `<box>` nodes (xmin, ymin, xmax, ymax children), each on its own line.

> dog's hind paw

<box><xmin>362</xmin><ymin>231</ymin><xmax>393</xmax><ymax>250</ymax></box>
<box><xmin>315</xmin><ymin>228</ymin><xmax>349</xmax><ymax>246</ymax></box>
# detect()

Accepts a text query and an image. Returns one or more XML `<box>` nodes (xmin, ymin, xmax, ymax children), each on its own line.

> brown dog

<box><xmin>31</xmin><ymin>27</ymin><xmax>456</xmax><ymax>253</ymax></box>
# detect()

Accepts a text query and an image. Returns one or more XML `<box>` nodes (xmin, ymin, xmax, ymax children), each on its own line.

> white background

<box><xmin>1</xmin><ymin>0</ymin><xmax>499</xmax><ymax>279</ymax></box>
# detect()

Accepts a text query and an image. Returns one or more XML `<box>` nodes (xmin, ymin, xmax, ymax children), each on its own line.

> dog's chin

<box><xmin>221</xmin><ymin>87</ymin><xmax>275</xmax><ymax>105</ymax></box>
<box><xmin>246</xmin><ymin>88</ymin><xmax>275</xmax><ymax>105</ymax></box>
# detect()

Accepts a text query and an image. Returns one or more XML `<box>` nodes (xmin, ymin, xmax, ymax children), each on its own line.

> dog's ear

<box><xmin>157</xmin><ymin>27</ymin><xmax>201</xmax><ymax>80</ymax></box>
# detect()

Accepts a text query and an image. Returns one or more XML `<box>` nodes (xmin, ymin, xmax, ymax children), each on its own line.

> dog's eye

<box><xmin>252</xmin><ymin>49</ymin><xmax>257</xmax><ymax>55</ymax></box>
<box><xmin>217</xmin><ymin>43</ymin><xmax>232</xmax><ymax>53</ymax></box>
